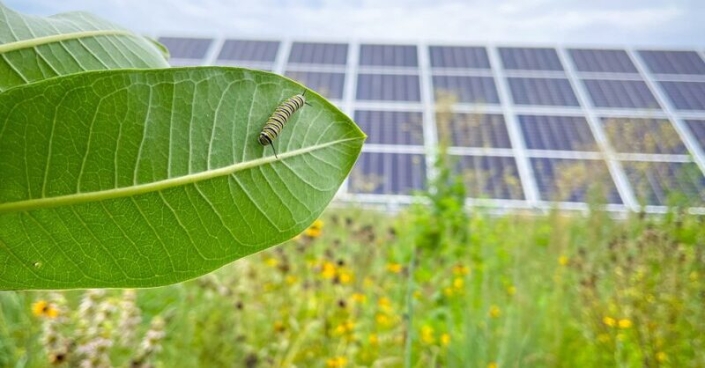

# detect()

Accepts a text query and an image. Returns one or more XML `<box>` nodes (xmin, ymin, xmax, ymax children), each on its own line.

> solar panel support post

<box><xmin>418</xmin><ymin>40</ymin><xmax>440</xmax><ymax>199</ymax></box>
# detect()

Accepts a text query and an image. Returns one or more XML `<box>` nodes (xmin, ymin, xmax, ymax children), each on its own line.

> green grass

<box><xmin>1</xmin><ymin>206</ymin><xmax>704</xmax><ymax>367</ymax></box>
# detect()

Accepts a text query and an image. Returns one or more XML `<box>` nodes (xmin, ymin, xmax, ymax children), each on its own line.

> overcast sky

<box><xmin>6</xmin><ymin>0</ymin><xmax>705</xmax><ymax>47</ymax></box>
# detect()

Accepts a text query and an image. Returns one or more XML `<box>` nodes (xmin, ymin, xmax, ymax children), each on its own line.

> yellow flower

<box><xmin>335</xmin><ymin>320</ymin><xmax>355</xmax><ymax>335</ymax></box>
<box><xmin>375</xmin><ymin>313</ymin><xmax>391</xmax><ymax>327</ymax></box>
<box><xmin>421</xmin><ymin>325</ymin><xmax>435</xmax><ymax>344</ymax></box>
<box><xmin>656</xmin><ymin>351</ymin><xmax>667</xmax><ymax>362</ymax></box>
<box><xmin>285</xmin><ymin>275</ymin><xmax>297</xmax><ymax>285</ymax></box>
<box><xmin>489</xmin><ymin>305</ymin><xmax>501</xmax><ymax>318</ymax></box>
<box><xmin>264</xmin><ymin>257</ymin><xmax>279</xmax><ymax>267</ymax></box>
<box><xmin>351</xmin><ymin>293</ymin><xmax>367</xmax><ymax>303</ymax></box>
<box><xmin>506</xmin><ymin>285</ymin><xmax>516</xmax><ymax>296</ymax></box>
<box><xmin>440</xmin><ymin>333</ymin><xmax>451</xmax><ymax>346</ymax></box>
<box><xmin>369</xmin><ymin>334</ymin><xmax>379</xmax><ymax>345</ymax></box>
<box><xmin>603</xmin><ymin>316</ymin><xmax>616</xmax><ymax>327</ymax></box>
<box><xmin>378</xmin><ymin>297</ymin><xmax>392</xmax><ymax>311</ymax></box>
<box><xmin>452</xmin><ymin>264</ymin><xmax>470</xmax><ymax>276</ymax></box>
<box><xmin>618</xmin><ymin>319</ymin><xmax>632</xmax><ymax>329</ymax></box>
<box><xmin>304</xmin><ymin>219</ymin><xmax>324</xmax><ymax>238</ymax></box>
<box><xmin>453</xmin><ymin>277</ymin><xmax>464</xmax><ymax>290</ymax></box>
<box><xmin>326</xmin><ymin>356</ymin><xmax>347</xmax><ymax>368</ymax></box>
<box><xmin>338</xmin><ymin>269</ymin><xmax>353</xmax><ymax>284</ymax></box>
<box><xmin>31</xmin><ymin>300</ymin><xmax>59</xmax><ymax>319</ymax></box>
<box><xmin>488</xmin><ymin>363</ymin><xmax>498</xmax><ymax>368</ymax></box>
<box><xmin>558</xmin><ymin>255</ymin><xmax>569</xmax><ymax>266</ymax></box>
<box><xmin>387</xmin><ymin>263</ymin><xmax>403</xmax><ymax>274</ymax></box>
<box><xmin>321</xmin><ymin>262</ymin><xmax>337</xmax><ymax>279</ymax></box>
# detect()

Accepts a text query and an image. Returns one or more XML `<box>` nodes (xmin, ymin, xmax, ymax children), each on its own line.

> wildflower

<box><xmin>264</xmin><ymin>257</ymin><xmax>279</xmax><ymax>267</ymax></box>
<box><xmin>285</xmin><ymin>275</ymin><xmax>297</xmax><ymax>285</ymax></box>
<box><xmin>421</xmin><ymin>325</ymin><xmax>435</xmax><ymax>344</ymax></box>
<box><xmin>453</xmin><ymin>277</ymin><xmax>464</xmax><ymax>290</ymax></box>
<box><xmin>603</xmin><ymin>316</ymin><xmax>616</xmax><ymax>327</ymax></box>
<box><xmin>375</xmin><ymin>313</ymin><xmax>391</xmax><ymax>327</ymax></box>
<box><xmin>321</xmin><ymin>262</ymin><xmax>337</xmax><ymax>279</ymax></box>
<box><xmin>338</xmin><ymin>269</ymin><xmax>353</xmax><ymax>284</ymax></box>
<box><xmin>304</xmin><ymin>219</ymin><xmax>324</xmax><ymax>238</ymax></box>
<box><xmin>489</xmin><ymin>305</ymin><xmax>501</xmax><ymax>319</ymax></box>
<box><xmin>452</xmin><ymin>264</ymin><xmax>470</xmax><ymax>276</ymax></box>
<box><xmin>326</xmin><ymin>356</ymin><xmax>347</xmax><ymax>368</ymax></box>
<box><xmin>387</xmin><ymin>263</ymin><xmax>403</xmax><ymax>274</ymax></box>
<box><xmin>558</xmin><ymin>255</ymin><xmax>569</xmax><ymax>266</ymax></box>
<box><xmin>131</xmin><ymin>316</ymin><xmax>166</xmax><ymax>368</ymax></box>
<box><xmin>32</xmin><ymin>300</ymin><xmax>59</xmax><ymax>319</ymax></box>
<box><xmin>656</xmin><ymin>352</ymin><xmax>668</xmax><ymax>362</ymax></box>
<box><xmin>506</xmin><ymin>286</ymin><xmax>517</xmax><ymax>296</ymax></box>
<box><xmin>369</xmin><ymin>334</ymin><xmax>379</xmax><ymax>345</ymax></box>
<box><xmin>378</xmin><ymin>297</ymin><xmax>392</xmax><ymax>312</ymax></box>
<box><xmin>335</xmin><ymin>320</ymin><xmax>355</xmax><ymax>335</ymax></box>
<box><xmin>618</xmin><ymin>319</ymin><xmax>632</xmax><ymax>329</ymax></box>
<box><xmin>440</xmin><ymin>333</ymin><xmax>451</xmax><ymax>346</ymax></box>
<box><xmin>119</xmin><ymin>289</ymin><xmax>141</xmax><ymax>347</ymax></box>
<box><xmin>488</xmin><ymin>363</ymin><xmax>498</xmax><ymax>368</ymax></box>
<box><xmin>351</xmin><ymin>293</ymin><xmax>367</xmax><ymax>303</ymax></box>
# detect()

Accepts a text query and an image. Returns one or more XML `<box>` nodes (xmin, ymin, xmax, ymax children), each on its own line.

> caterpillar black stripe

<box><xmin>259</xmin><ymin>91</ymin><xmax>309</xmax><ymax>159</ymax></box>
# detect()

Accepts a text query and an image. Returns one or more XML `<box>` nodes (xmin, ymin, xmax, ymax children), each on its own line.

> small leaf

<box><xmin>0</xmin><ymin>3</ymin><xmax>169</xmax><ymax>91</ymax></box>
<box><xmin>0</xmin><ymin>67</ymin><xmax>365</xmax><ymax>290</ymax></box>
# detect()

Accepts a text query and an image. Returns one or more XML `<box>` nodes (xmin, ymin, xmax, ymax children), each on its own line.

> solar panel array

<box><xmin>157</xmin><ymin>35</ymin><xmax>705</xmax><ymax>213</ymax></box>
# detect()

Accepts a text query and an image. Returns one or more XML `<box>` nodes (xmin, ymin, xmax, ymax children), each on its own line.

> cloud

<box><xmin>4</xmin><ymin>0</ymin><xmax>702</xmax><ymax>46</ymax></box>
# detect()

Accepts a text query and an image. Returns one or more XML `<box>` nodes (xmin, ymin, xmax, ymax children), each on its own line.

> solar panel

<box><xmin>453</xmin><ymin>155</ymin><xmax>524</xmax><ymax>200</ymax></box>
<box><xmin>684</xmin><ymin>120</ymin><xmax>705</xmax><ymax>151</ymax></box>
<box><xmin>359</xmin><ymin>44</ymin><xmax>418</xmax><ymax>67</ymax></box>
<box><xmin>622</xmin><ymin>161</ymin><xmax>705</xmax><ymax>206</ymax></box>
<box><xmin>429</xmin><ymin>46</ymin><xmax>491</xmax><ymax>69</ymax></box>
<box><xmin>288</xmin><ymin>42</ymin><xmax>348</xmax><ymax>65</ymax></box>
<box><xmin>658</xmin><ymin>81</ymin><xmax>705</xmax><ymax>111</ymax></box>
<box><xmin>436</xmin><ymin>113</ymin><xmax>511</xmax><ymax>148</ymax></box>
<box><xmin>499</xmin><ymin>47</ymin><xmax>563</xmax><ymax>71</ymax></box>
<box><xmin>568</xmin><ymin>49</ymin><xmax>638</xmax><ymax>73</ymax></box>
<box><xmin>354</xmin><ymin>110</ymin><xmax>424</xmax><ymax>145</ymax></box>
<box><xmin>432</xmin><ymin>76</ymin><xmax>500</xmax><ymax>104</ymax></box>
<box><xmin>356</xmin><ymin>74</ymin><xmax>421</xmax><ymax>101</ymax></box>
<box><xmin>602</xmin><ymin>118</ymin><xmax>687</xmax><ymax>154</ymax></box>
<box><xmin>507</xmin><ymin>77</ymin><xmax>580</xmax><ymax>106</ymax></box>
<box><xmin>638</xmin><ymin>50</ymin><xmax>705</xmax><ymax>75</ymax></box>
<box><xmin>531</xmin><ymin>158</ymin><xmax>622</xmax><ymax>203</ymax></box>
<box><xmin>582</xmin><ymin>79</ymin><xmax>660</xmax><ymax>109</ymax></box>
<box><xmin>348</xmin><ymin>152</ymin><xmax>426</xmax><ymax>194</ymax></box>
<box><xmin>158</xmin><ymin>37</ymin><xmax>212</xmax><ymax>59</ymax></box>
<box><xmin>285</xmin><ymin>71</ymin><xmax>345</xmax><ymax>100</ymax></box>
<box><xmin>518</xmin><ymin>115</ymin><xmax>597</xmax><ymax>151</ymax></box>
<box><xmin>217</xmin><ymin>40</ymin><xmax>279</xmax><ymax>62</ymax></box>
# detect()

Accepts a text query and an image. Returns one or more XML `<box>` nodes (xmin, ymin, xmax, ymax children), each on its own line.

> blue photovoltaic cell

<box><xmin>217</xmin><ymin>40</ymin><xmax>279</xmax><ymax>62</ymax></box>
<box><xmin>531</xmin><ymin>158</ymin><xmax>622</xmax><ymax>203</ymax></box>
<box><xmin>507</xmin><ymin>78</ymin><xmax>580</xmax><ymax>106</ymax></box>
<box><xmin>518</xmin><ymin>115</ymin><xmax>597</xmax><ymax>151</ymax></box>
<box><xmin>602</xmin><ymin>118</ymin><xmax>687</xmax><ymax>155</ymax></box>
<box><xmin>349</xmin><ymin>152</ymin><xmax>426</xmax><ymax>195</ymax></box>
<box><xmin>437</xmin><ymin>113</ymin><xmax>511</xmax><ymax>148</ymax></box>
<box><xmin>453</xmin><ymin>155</ymin><xmax>524</xmax><ymax>200</ymax></box>
<box><xmin>658</xmin><ymin>81</ymin><xmax>705</xmax><ymax>111</ymax></box>
<box><xmin>429</xmin><ymin>46</ymin><xmax>491</xmax><ymax>69</ymax></box>
<box><xmin>288</xmin><ymin>42</ymin><xmax>348</xmax><ymax>65</ymax></box>
<box><xmin>685</xmin><ymin>120</ymin><xmax>705</xmax><ymax>151</ymax></box>
<box><xmin>284</xmin><ymin>71</ymin><xmax>345</xmax><ymax>100</ymax></box>
<box><xmin>359</xmin><ymin>44</ymin><xmax>418</xmax><ymax>67</ymax></box>
<box><xmin>356</xmin><ymin>74</ymin><xmax>421</xmax><ymax>101</ymax></box>
<box><xmin>354</xmin><ymin>110</ymin><xmax>424</xmax><ymax>145</ymax></box>
<box><xmin>568</xmin><ymin>48</ymin><xmax>638</xmax><ymax>73</ymax></box>
<box><xmin>499</xmin><ymin>47</ymin><xmax>563</xmax><ymax>71</ymax></box>
<box><xmin>158</xmin><ymin>37</ymin><xmax>212</xmax><ymax>59</ymax></box>
<box><xmin>622</xmin><ymin>161</ymin><xmax>705</xmax><ymax>206</ymax></box>
<box><xmin>582</xmin><ymin>79</ymin><xmax>660</xmax><ymax>109</ymax></box>
<box><xmin>638</xmin><ymin>50</ymin><xmax>705</xmax><ymax>75</ymax></box>
<box><xmin>432</xmin><ymin>76</ymin><xmax>500</xmax><ymax>104</ymax></box>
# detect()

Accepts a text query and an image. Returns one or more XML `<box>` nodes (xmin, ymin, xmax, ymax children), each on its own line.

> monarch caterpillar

<box><xmin>259</xmin><ymin>91</ymin><xmax>310</xmax><ymax>158</ymax></box>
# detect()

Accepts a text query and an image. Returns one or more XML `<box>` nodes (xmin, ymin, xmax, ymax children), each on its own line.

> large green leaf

<box><xmin>0</xmin><ymin>2</ymin><xmax>169</xmax><ymax>91</ymax></box>
<box><xmin>0</xmin><ymin>67</ymin><xmax>365</xmax><ymax>290</ymax></box>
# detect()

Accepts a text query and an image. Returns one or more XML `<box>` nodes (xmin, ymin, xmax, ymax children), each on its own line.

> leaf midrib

<box><xmin>0</xmin><ymin>137</ymin><xmax>362</xmax><ymax>214</ymax></box>
<box><xmin>0</xmin><ymin>30</ymin><xmax>135</xmax><ymax>54</ymax></box>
